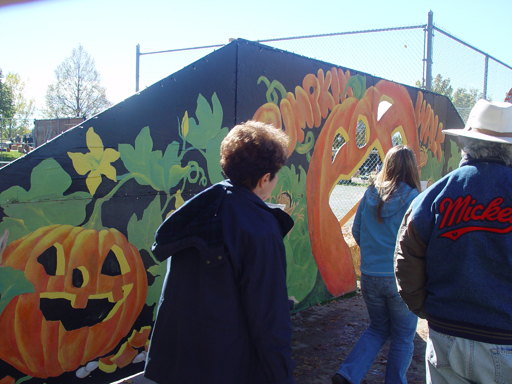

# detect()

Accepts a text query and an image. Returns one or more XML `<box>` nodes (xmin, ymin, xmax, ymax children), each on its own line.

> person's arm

<box><xmin>239</xmin><ymin>231</ymin><xmax>295</xmax><ymax>384</ymax></box>
<box><xmin>394</xmin><ymin>207</ymin><xmax>428</xmax><ymax>318</ymax></box>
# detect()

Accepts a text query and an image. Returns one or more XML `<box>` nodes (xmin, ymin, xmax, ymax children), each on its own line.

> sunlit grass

<box><xmin>0</xmin><ymin>150</ymin><xmax>24</xmax><ymax>162</ymax></box>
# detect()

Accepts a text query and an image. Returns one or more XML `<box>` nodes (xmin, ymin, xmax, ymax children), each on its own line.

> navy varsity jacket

<box><xmin>395</xmin><ymin>155</ymin><xmax>512</xmax><ymax>344</ymax></box>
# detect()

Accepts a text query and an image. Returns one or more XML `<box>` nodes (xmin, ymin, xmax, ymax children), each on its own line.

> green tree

<box><xmin>0</xmin><ymin>69</ymin><xmax>15</xmax><ymax>139</ymax></box>
<box><xmin>416</xmin><ymin>74</ymin><xmax>485</xmax><ymax>123</ymax></box>
<box><xmin>43</xmin><ymin>44</ymin><xmax>112</xmax><ymax>118</ymax></box>
<box><xmin>415</xmin><ymin>74</ymin><xmax>453</xmax><ymax>98</ymax></box>
<box><xmin>452</xmin><ymin>87</ymin><xmax>484</xmax><ymax>122</ymax></box>
<box><xmin>5</xmin><ymin>73</ymin><xmax>35</xmax><ymax>139</ymax></box>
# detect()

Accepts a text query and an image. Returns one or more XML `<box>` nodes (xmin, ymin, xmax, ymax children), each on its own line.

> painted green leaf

<box><xmin>119</xmin><ymin>127</ymin><xmax>165</xmax><ymax>190</ymax></box>
<box><xmin>127</xmin><ymin>194</ymin><xmax>162</xmax><ymax>254</ymax></box>
<box><xmin>0</xmin><ymin>266</ymin><xmax>35</xmax><ymax>315</ymax></box>
<box><xmin>146</xmin><ymin>261</ymin><xmax>168</xmax><ymax>317</ymax></box>
<box><xmin>447</xmin><ymin>139</ymin><xmax>462</xmax><ymax>173</ymax></box>
<box><xmin>186</xmin><ymin>93</ymin><xmax>224</xmax><ymax>149</ymax></box>
<box><xmin>205</xmin><ymin>127</ymin><xmax>229</xmax><ymax>184</ymax></box>
<box><xmin>0</xmin><ymin>158</ymin><xmax>91</xmax><ymax>242</ymax></box>
<box><xmin>271</xmin><ymin>165</ymin><xmax>317</xmax><ymax>303</ymax></box>
<box><xmin>0</xmin><ymin>217</ymin><xmax>28</xmax><ymax>245</ymax></box>
<box><xmin>421</xmin><ymin>150</ymin><xmax>444</xmax><ymax>183</ymax></box>
<box><xmin>120</xmin><ymin>127</ymin><xmax>192</xmax><ymax>192</ymax></box>
<box><xmin>160</xmin><ymin>143</ymin><xmax>191</xmax><ymax>190</ymax></box>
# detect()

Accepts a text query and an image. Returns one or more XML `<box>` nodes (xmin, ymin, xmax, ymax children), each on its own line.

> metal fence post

<box><xmin>426</xmin><ymin>10</ymin><xmax>434</xmax><ymax>91</ymax></box>
<box><xmin>136</xmin><ymin>44</ymin><xmax>140</xmax><ymax>93</ymax></box>
<box><xmin>483</xmin><ymin>55</ymin><xmax>489</xmax><ymax>99</ymax></box>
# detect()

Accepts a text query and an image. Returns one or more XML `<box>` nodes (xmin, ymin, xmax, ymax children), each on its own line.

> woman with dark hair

<box><xmin>333</xmin><ymin>145</ymin><xmax>421</xmax><ymax>384</ymax></box>
<box><xmin>145</xmin><ymin>121</ymin><xmax>296</xmax><ymax>384</ymax></box>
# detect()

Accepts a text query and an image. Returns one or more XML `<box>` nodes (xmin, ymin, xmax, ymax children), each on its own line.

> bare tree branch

<box><xmin>43</xmin><ymin>44</ymin><xmax>112</xmax><ymax>118</ymax></box>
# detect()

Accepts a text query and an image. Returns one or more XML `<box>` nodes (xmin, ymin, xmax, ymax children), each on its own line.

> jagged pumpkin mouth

<box><xmin>39</xmin><ymin>284</ymin><xmax>133</xmax><ymax>331</ymax></box>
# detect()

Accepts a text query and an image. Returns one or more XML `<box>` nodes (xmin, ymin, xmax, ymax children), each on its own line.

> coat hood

<box><xmin>151</xmin><ymin>180</ymin><xmax>294</xmax><ymax>262</ymax></box>
<box><xmin>365</xmin><ymin>183</ymin><xmax>418</xmax><ymax>219</ymax></box>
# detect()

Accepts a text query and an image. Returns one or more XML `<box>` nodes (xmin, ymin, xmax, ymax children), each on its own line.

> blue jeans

<box><xmin>427</xmin><ymin>328</ymin><xmax>512</xmax><ymax>384</ymax></box>
<box><xmin>336</xmin><ymin>274</ymin><xmax>418</xmax><ymax>384</ymax></box>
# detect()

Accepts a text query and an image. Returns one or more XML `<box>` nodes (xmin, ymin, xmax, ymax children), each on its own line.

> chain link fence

<box><xmin>134</xmin><ymin>14</ymin><xmax>512</xmax><ymax>227</ymax></box>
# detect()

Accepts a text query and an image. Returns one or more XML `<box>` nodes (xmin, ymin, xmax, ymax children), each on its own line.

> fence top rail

<box><xmin>140</xmin><ymin>43</ymin><xmax>226</xmax><ymax>56</ymax></box>
<box><xmin>258</xmin><ymin>24</ymin><xmax>427</xmax><ymax>44</ymax></box>
<box><xmin>139</xmin><ymin>24</ymin><xmax>428</xmax><ymax>56</ymax></box>
<box><xmin>433</xmin><ymin>26</ymin><xmax>512</xmax><ymax>71</ymax></box>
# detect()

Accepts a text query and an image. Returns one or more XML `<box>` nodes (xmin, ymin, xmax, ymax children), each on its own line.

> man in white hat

<box><xmin>394</xmin><ymin>99</ymin><xmax>512</xmax><ymax>384</ymax></box>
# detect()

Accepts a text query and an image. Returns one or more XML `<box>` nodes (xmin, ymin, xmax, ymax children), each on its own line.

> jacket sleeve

<box><xmin>394</xmin><ymin>207</ymin><xmax>428</xmax><ymax>318</ymax></box>
<box><xmin>239</xmin><ymin>232</ymin><xmax>295</xmax><ymax>384</ymax></box>
<box><xmin>352</xmin><ymin>192</ymin><xmax>367</xmax><ymax>246</ymax></box>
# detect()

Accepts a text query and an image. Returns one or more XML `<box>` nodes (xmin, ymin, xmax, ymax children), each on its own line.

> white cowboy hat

<box><xmin>442</xmin><ymin>99</ymin><xmax>512</xmax><ymax>144</ymax></box>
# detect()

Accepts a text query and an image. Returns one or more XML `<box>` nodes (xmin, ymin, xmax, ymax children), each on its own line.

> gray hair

<box><xmin>459</xmin><ymin>136</ymin><xmax>512</xmax><ymax>165</ymax></box>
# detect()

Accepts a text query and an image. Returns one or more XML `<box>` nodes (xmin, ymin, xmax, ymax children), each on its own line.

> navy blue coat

<box><xmin>144</xmin><ymin>180</ymin><xmax>295</xmax><ymax>384</ymax></box>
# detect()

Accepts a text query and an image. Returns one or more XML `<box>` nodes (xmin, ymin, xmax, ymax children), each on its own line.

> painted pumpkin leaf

<box><xmin>447</xmin><ymin>140</ymin><xmax>461</xmax><ymax>173</ymax></box>
<box><xmin>185</xmin><ymin>93</ymin><xmax>224</xmax><ymax>149</ymax></box>
<box><xmin>146</xmin><ymin>262</ymin><xmax>168</xmax><ymax>317</ymax></box>
<box><xmin>0</xmin><ymin>158</ymin><xmax>91</xmax><ymax>242</ymax></box>
<box><xmin>205</xmin><ymin>127</ymin><xmax>229</xmax><ymax>184</ymax></box>
<box><xmin>159</xmin><ymin>142</ymin><xmax>191</xmax><ymax>190</ymax></box>
<box><xmin>127</xmin><ymin>194</ymin><xmax>162</xmax><ymax>256</ymax></box>
<box><xmin>272</xmin><ymin>165</ymin><xmax>317</xmax><ymax>303</ymax></box>
<box><xmin>120</xmin><ymin>127</ymin><xmax>191</xmax><ymax>192</ymax></box>
<box><xmin>119</xmin><ymin>127</ymin><xmax>165</xmax><ymax>190</ymax></box>
<box><xmin>0</xmin><ymin>217</ymin><xmax>28</xmax><ymax>247</ymax></box>
<box><xmin>0</xmin><ymin>266</ymin><xmax>35</xmax><ymax>316</ymax></box>
<box><xmin>421</xmin><ymin>150</ymin><xmax>444</xmax><ymax>183</ymax></box>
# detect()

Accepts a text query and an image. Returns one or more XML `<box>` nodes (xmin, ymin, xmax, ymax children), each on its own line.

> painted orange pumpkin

<box><xmin>0</xmin><ymin>224</ymin><xmax>147</xmax><ymax>378</ymax></box>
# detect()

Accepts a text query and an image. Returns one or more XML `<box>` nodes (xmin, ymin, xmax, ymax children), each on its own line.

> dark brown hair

<box><xmin>220</xmin><ymin>121</ymin><xmax>289</xmax><ymax>189</ymax></box>
<box><xmin>374</xmin><ymin>145</ymin><xmax>421</xmax><ymax>222</ymax></box>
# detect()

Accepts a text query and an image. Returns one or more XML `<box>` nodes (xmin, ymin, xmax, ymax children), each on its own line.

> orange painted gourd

<box><xmin>306</xmin><ymin>81</ymin><xmax>420</xmax><ymax>296</ymax></box>
<box><xmin>0</xmin><ymin>224</ymin><xmax>147</xmax><ymax>378</ymax></box>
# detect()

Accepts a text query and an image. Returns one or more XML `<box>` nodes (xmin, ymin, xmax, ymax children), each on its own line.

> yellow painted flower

<box><xmin>181</xmin><ymin>111</ymin><xmax>189</xmax><ymax>138</ymax></box>
<box><xmin>68</xmin><ymin>128</ymin><xmax>120</xmax><ymax>195</ymax></box>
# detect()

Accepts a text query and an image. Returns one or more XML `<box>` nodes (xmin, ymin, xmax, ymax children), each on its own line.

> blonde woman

<box><xmin>333</xmin><ymin>145</ymin><xmax>421</xmax><ymax>384</ymax></box>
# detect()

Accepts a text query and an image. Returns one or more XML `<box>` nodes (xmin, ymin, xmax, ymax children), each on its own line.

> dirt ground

<box><xmin>291</xmin><ymin>291</ymin><xmax>428</xmax><ymax>384</ymax></box>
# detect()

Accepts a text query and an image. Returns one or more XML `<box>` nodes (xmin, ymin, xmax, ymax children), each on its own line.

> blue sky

<box><xmin>1</xmin><ymin>0</ymin><xmax>511</xmax><ymax>118</ymax></box>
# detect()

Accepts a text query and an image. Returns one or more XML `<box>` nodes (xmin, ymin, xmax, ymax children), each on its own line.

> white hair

<box><xmin>459</xmin><ymin>136</ymin><xmax>512</xmax><ymax>165</ymax></box>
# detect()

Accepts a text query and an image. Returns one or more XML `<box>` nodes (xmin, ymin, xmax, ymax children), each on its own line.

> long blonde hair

<box><xmin>374</xmin><ymin>145</ymin><xmax>421</xmax><ymax>222</ymax></box>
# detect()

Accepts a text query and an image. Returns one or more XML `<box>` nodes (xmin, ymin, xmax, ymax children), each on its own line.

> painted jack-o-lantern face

<box><xmin>0</xmin><ymin>224</ymin><xmax>147</xmax><ymax>378</ymax></box>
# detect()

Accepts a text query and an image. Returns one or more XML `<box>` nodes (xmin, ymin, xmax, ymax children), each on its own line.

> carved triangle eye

<box><xmin>101</xmin><ymin>249</ymin><xmax>122</xmax><ymax>276</ymax></box>
<box><xmin>38</xmin><ymin>246</ymin><xmax>58</xmax><ymax>275</ymax></box>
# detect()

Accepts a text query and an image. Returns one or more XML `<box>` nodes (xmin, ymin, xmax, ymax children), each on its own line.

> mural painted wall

<box><xmin>0</xmin><ymin>39</ymin><xmax>463</xmax><ymax>384</ymax></box>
